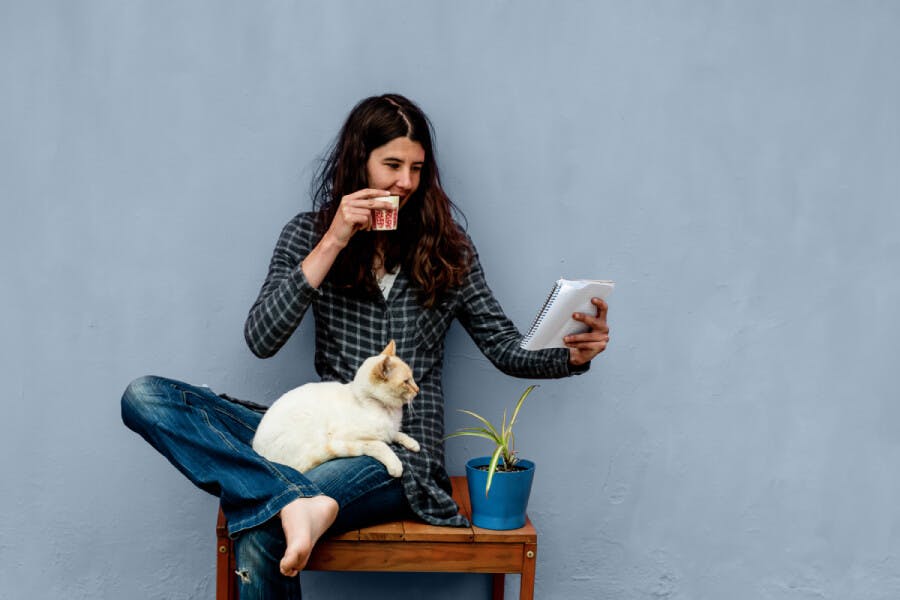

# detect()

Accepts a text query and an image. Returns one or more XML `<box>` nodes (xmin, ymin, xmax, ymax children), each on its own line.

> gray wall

<box><xmin>3</xmin><ymin>2</ymin><xmax>899</xmax><ymax>598</ymax></box>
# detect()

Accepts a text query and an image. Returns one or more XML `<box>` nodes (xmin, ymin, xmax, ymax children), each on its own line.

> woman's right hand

<box><xmin>302</xmin><ymin>189</ymin><xmax>395</xmax><ymax>289</ymax></box>
<box><xmin>325</xmin><ymin>189</ymin><xmax>395</xmax><ymax>248</ymax></box>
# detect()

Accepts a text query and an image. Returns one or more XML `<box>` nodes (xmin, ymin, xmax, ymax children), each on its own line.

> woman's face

<box><xmin>366</xmin><ymin>137</ymin><xmax>426</xmax><ymax>208</ymax></box>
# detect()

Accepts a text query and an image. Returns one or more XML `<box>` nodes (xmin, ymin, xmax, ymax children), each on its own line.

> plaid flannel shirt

<box><xmin>244</xmin><ymin>212</ymin><xmax>588</xmax><ymax>526</ymax></box>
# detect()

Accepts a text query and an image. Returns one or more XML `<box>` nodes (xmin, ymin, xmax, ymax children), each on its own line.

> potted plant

<box><xmin>445</xmin><ymin>384</ymin><xmax>538</xmax><ymax>530</ymax></box>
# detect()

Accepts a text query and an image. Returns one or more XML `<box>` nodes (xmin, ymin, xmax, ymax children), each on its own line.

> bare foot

<box><xmin>278</xmin><ymin>495</ymin><xmax>339</xmax><ymax>576</ymax></box>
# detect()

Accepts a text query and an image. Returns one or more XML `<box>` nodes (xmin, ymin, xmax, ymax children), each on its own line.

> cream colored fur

<box><xmin>252</xmin><ymin>341</ymin><xmax>420</xmax><ymax>477</ymax></box>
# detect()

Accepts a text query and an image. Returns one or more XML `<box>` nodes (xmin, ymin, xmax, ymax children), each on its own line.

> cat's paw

<box><xmin>396</xmin><ymin>432</ymin><xmax>420</xmax><ymax>452</ymax></box>
<box><xmin>386</xmin><ymin>458</ymin><xmax>404</xmax><ymax>477</ymax></box>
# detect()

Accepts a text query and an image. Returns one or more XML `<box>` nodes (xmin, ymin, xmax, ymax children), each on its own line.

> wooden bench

<box><xmin>216</xmin><ymin>476</ymin><xmax>537</xmax><ymax>599</ymax></box>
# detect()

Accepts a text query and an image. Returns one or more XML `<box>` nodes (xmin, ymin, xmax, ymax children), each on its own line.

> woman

<box><xmin>122</xmin><ymin>93</ymin><xmax>609</xmax><ymax>598</ymax></box>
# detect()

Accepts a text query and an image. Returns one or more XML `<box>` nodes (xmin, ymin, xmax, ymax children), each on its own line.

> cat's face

<box><xmin>365</xmin><ymin>340</ymin><xmax>419</xmax><ymax>408</ymax></box>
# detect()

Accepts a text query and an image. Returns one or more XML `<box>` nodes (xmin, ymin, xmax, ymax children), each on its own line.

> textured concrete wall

<box><xmin>2</xmin><ymin>1</ymin><xmax>899</xmax><ymax>598</ymax></box>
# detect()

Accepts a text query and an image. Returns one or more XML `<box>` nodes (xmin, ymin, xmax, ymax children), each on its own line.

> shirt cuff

<box><xmin>566</xmin><ymin>359</ymin><xmax>591</xmax><ymax>376</ymax></box>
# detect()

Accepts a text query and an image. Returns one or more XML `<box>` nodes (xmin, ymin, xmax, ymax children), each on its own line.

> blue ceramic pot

<box><xmin>465</xmin><ymin>456</ymin><xmax>535</xmax><ymax>530</ymax></box>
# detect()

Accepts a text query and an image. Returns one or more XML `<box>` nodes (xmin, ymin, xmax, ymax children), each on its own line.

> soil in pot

<box><xmin>471</xmin><ymin>464</ymin><xmax>530</xmax><ymax>473</ymax></box>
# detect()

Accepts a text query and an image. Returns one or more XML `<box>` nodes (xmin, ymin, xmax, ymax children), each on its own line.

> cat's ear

<box><xmin>376</xmin><ymin>355</ymin><xmax>392</xmax><ymax>381</ymax></box>
<box><xmin>382</xmin><ymin>340</ymin><xmax>396</xmax><ymax>356</ymax></box>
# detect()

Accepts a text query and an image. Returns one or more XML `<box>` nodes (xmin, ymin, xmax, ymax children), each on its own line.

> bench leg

<box><xmin>492</xmin><ymin>573</ymin><xmax>505</xmax><ymax>599</ymax></box>
<box><xmin>216</xmin><ymin>508</ymin><xmax>238</xmax><ymax>600</ymax></box>
<box><xmin>519</xmin><ymin>542</ymin><xmax>536</xmax><ymax>600</ymax></box>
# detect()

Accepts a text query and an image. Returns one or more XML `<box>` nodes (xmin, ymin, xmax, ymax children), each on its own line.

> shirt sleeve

<box><xmin>456</xmin><ymin>243</ymin><xmax>590</xmax><ymax>379</ymax></box>
<box><xmin>244</xmin><ymin>214</ymin><xmax>323</xmax><ymax>358</ymax></box>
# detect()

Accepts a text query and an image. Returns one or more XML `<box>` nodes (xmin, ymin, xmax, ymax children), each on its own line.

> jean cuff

<box><xmin>226</xmin><ymin>487</ymin><xmax>323</xmax><ymax>538</ymax></box>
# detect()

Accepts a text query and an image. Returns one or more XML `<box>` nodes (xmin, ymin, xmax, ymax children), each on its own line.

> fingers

<box><xmin>564</xmin><ymin>332</ymin><xmax>609</xmax><ymax>349</ymax></box>
<box><xmin>593</xmin><ymin>297</ymin><xmax>608</xmax><ymax>322</ymax></box>
<box><xmin>565</xmin><ymin>336</ymin><xmax>609</xmax><ymax>362</ymax></box>
<box><xmin>343</xmin><ymin>189</ymin><xmax>395</xmax><ymax>208</ymax></box>
<box><xmin>569</xmin><ymin>310</ymin><xmax>609</xmax><ymax>337</ymax></box>
<box><xmin>342</xmin><ymin>190</ymin><xmax>396</xmax><ymax>222</ymax></box>
<box><xmin>346</xmin><ymin>188</ymin><xmax>392</xmax><ymax>199</ymax></box>
<box><xmin>565</xmin><ymin>329</ymin><xmax>609</xmax><ymax>343</ymax></box>
<box><xmin>328</xmin><ymin>189</ymin><xmax>395</xmax><ymax>241</ymax></box>
<box><xmin>565</xmin><ymin>338</ymin><xmax>608</xmax><ymax>368</ymax></box>
<box><xmin>564</xmin><ymin>297</ymin><xmax>610</xmax><ymax>359</ymax></box>
<box><xmin>564</xmin><ymin>324</ymin><xmax>609</xmax><ymax>353</ymax></box>
<box><xmin>337</xmin><ymin>203</ymin><xmax>375</xmax><ymax>231</ymax></box>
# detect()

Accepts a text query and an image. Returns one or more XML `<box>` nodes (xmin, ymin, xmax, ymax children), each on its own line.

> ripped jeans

<box><xmin>121</xmin><ymin>375</ymin><xmax>413</xmax><ymax>599</ymax></box>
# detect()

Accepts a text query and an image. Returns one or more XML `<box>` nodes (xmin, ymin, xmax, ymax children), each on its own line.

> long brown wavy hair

<box><xmin>312</xmin><ymin>94</ymin><xmax>472</xmax><ymax>307</ymax></box>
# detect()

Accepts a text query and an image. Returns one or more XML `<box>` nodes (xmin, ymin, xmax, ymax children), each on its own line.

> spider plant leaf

<box><xmin>505</xmin><ymin>431</ymin><xmax>517</xmax><ymax>466</ymax></box>
<box><xmin>457</xmin><ymin>409</ymin><xmax>501</xmax><ymax>439</ymax></box>
<box><xmin>485</xmin><ymin>445</ymin><xmax>504</xmax><ymax>496</ymax></box>
<box><xmin>444</xmin><ymin>430</ymin><xmax>500</xmax><ymax>444</ymax></box>
<box><xmin>452</xmin><ymin>426</ymin><xmax>496</xmax><ymax>436</ymax></box>
<box><xmin>508</xmin><ymin>385</ymin><xmax>537</xmax><ymax>430</ymax></box>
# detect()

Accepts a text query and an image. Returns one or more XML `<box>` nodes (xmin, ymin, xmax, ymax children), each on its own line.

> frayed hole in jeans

<box><xmin>235</xmin><ymin>569</ymin><xmax>251</xmax><ymax>584</ymax></box>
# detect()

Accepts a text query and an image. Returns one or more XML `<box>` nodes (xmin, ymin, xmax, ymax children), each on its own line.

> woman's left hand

<box><xmin>565</xmin><ymin>298</ymin><xmax>610</xmax><ymax>366</ymax></box>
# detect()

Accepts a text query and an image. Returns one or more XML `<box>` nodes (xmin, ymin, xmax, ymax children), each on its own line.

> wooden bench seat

<box><xmin>216</xmin><ymin>476</ymin><xmax>537</xmax><ymax>599</ymax></box>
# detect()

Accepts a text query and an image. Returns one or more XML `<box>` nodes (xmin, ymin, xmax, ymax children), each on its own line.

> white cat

<box><xmin>252</xmin><ymin>340</ymin><xmax>420</xmax><ymax>477</ymax></box>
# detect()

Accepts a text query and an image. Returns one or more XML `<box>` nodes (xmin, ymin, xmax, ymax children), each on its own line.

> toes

<box><xmin>280</xmin><ymin>552</ymin><xmax>303</xmax><ymax>577</ymax></box>
<box><xmin>280</xmin><ymin>564</ymin><xmax>299</xmax><ymax>577</ymax></box>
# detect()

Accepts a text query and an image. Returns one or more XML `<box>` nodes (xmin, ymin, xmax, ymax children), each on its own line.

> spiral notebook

<box><xmin>520</xmin><ymin>279</ymin><xmax>615</xmax><ymax>351</ymax></box>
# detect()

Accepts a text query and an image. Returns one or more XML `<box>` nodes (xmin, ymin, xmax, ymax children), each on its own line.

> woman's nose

<box><xmin>396</xmin><ymin>168</ymin><xmax>412</xmax><ymax>190</ymax></box>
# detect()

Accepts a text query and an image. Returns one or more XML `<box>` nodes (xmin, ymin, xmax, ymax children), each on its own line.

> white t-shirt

<box><xmin>377</xmin><ymin>268</ymin><xmax>399</xmax><ymax>298</ymax></box>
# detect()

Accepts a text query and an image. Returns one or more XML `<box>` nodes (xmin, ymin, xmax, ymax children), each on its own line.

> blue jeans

<box><xmin>121</xmin><ymin>375</ymin><xmax>413</xmax><ymax>599</ymax></box>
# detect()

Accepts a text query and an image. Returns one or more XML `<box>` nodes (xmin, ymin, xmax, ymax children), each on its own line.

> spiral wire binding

<box><xmin>521</xmin><ymin>280</ymin><xmax>563</xmax><ymax>347</ymax></box>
